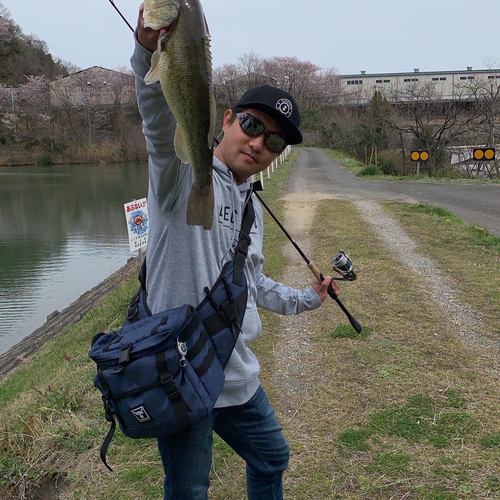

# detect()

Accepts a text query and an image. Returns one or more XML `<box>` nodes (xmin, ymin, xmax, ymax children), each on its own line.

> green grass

<box><xmin>330</xmin><ymin>325</ymin><xmax>371</xmax><ymax>339</ymax></box>
<box><xmin>392</xmin><ymin>202</ymin><xmax>500</xmax><ymax>253</ymax></box>
<box><xmin>384</xmin><ymin>201</ymin><xmax>500</xmax><ymax>336</ymax></box>
<box><xmin>480</xmin><ymin>433</ymin><xmax>500</xmax><ymax>448</ymax></box>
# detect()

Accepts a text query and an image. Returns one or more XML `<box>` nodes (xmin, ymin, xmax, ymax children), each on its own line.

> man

<box><xmin>132</xmin><ymin>5</ymin><xmax>337</xmax><ymax>499</ymax></box>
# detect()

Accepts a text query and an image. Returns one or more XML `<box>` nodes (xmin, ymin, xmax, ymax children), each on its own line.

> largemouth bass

<box><xmin>144</xmin><ymin>0</ymin><xmax>216</xmax><ymax>230</ymax></box>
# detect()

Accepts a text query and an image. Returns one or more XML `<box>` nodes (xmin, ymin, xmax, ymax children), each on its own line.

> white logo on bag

<box><xmin>276</xmin><ymin>98</ymin><xmax>293</xmax><ymax>117</ymax></box>
<box><xmin>131</xmin><ymin>405</ymin><xmax>152</xmax><ymax>423</ymax></box>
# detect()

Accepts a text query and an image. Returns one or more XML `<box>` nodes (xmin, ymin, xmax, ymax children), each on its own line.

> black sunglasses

<box><xmin>236</xmin><ymin>113</ymin><xmax>287</xmax><ymax>154</ymax></box>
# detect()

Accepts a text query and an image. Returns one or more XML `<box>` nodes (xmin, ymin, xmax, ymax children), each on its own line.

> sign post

<box><xmin>410</xmin><ymin>150</ymin><xmax>429</xmax><ymax>175</ymax></box>
<box><xmin>473</xmin><ymin>147</ymin><xmax>495</xmax><ymax>161</ymax></box>
<box><xmin>124</xmin><ymin>198</ymin><xmax>149</xmax><ymax>263</ymax></box>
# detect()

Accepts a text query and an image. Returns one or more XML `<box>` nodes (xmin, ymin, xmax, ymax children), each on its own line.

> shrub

<box><xmin>377</xmin><ymin>150</ymin><xmax>409</xmax><ymax>176</ymax></box>
<box><xmin>37</xmin><ymin>152</ymin><xmax>54</xmax><ymax>166</ymax></box>
<box><xmin>359</xmin><ymin>164</ymin><xmax>382</xmax><ymax>176</ymax></box>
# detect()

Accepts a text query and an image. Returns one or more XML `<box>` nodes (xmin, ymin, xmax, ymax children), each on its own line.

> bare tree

<box><xmin>237</xmin><ymin>52</ymin><xmax>264</xmax><ymax>89</ymax></box>
<box><xmin>0</xmin><ymin>1</ymin><xmax>11</xmax><ymax>19</ymax></box>
<box><xmin>17</xmin><ymin>76</ymin><xmax>52</xmax><ymax>144</ymax></box>
<box><xmin>387</xmin><ymin>82</ymin><xmax>481</xmax><ymax>175</ymax></box>
<box><xmin>213</xmin><ymin>63</ymin><xmax>241</xmax><ymax>106</ymax></box>
<box><xmin>261</xmin><ymin>57</ymin><xmax>320</xmax><ymax>107</ymax></box>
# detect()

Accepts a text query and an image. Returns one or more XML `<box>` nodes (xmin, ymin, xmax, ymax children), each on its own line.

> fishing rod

<box><xmin>108</xmin><ymin>2</ymin><xmax>362</xmax><ymax>332</ymax></box>
<box><xmin>253</xmin><ymin>189</ymin><xmax>362</xmax><ymax>333</ymax></box>
<box><xmin>108</xmin><ymin>0</ymin><xmax>134</xmax><ymax>33</ymax></box>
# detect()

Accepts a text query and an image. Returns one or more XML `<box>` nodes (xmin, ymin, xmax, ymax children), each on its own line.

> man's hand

<box><xmin>312</xmin><ymin>276</ymin><xmax>340</xmax><ymax>303</ymax></box>
<box><xmin>137</xmin><ymin>3</ymin><xmax>159</xmax><ymax>52</ymax></box>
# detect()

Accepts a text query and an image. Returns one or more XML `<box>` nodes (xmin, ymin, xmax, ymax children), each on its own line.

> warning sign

<box><xmin>124</xmin><ymin>198</ymin><xmax>149</xmax><ymax>253</ymax></box>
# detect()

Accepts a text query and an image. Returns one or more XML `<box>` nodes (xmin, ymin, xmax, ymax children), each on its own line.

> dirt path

<box><xmin>272</xmin><ymin>190</ymin><xmax>499</xmax><ymax>446</ymax></box>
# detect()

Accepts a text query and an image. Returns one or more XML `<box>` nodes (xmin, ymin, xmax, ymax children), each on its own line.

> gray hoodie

<box><xmin>131</xmin><ymin>39</ymin><xmax>321</xmax><ymax>407</ymax></box>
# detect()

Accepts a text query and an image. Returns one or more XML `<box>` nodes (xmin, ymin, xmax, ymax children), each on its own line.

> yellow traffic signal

<box><xmin>473</xmin><ymin>148</ymin><xmax>496</xmax><ymax>161</ymax></box>
<box><xmin>410</xmin><ymin>150</ymin><xmax>429</xmax><ymax>162</ymax></box>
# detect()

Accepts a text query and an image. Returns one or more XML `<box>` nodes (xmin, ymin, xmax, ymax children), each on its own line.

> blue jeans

<box><xmin>157</xmin><ymin>385</ymin><xmax>289</xmax><ymax>500</ymax></box>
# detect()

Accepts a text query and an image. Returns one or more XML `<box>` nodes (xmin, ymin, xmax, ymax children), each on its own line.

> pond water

<box><xmin>0</xmin><ymin>162</ymin><xmax>149</xmax><ymax>354</ymax></box>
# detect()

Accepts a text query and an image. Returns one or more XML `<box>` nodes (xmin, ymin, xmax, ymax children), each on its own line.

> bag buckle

<box><xmin>159</xmin><ymin>371</ymin><xmax>180</xmax><ymax>399</ymax></box>
<box><xmin>110</xmin><ymin>344</ymin><xmax>131</xmax><ymax>374</ymax></box>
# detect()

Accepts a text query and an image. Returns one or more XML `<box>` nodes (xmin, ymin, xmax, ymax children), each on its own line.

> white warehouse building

<box><xmin>339</xmin><ymin>68</ymin><xmax>500</xmax><ymax>103</ymax></box>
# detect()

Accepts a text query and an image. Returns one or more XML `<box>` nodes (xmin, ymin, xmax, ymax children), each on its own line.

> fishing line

<box><xmin>108</xmin><ymin>0</ymin><xmax>134</xmax><ymax>32</ymax></box>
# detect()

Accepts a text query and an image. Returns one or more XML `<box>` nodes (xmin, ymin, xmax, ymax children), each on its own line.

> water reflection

<box><xmin>0</xmin><ymin>163</ymin><xmax>149</xmax><ymax>354</ymax></box>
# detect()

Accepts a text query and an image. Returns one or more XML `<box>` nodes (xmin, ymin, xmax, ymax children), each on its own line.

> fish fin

<box><xmin>202</xmin><ymin>33</ymin><xmax>216</xmax><ymax>148</ymax></box>
<box><xmin>203</xmin><ymin>35</ymin><xmax>213</xmax><ymax>74</ymax></box>
<box><xmin>144</xmin><ymin>48</ymin><xmax>162</xmax><ymax>85</ymax></box>
<box><xmin>174</xmin><ymin>126</ymin><xmax>190</xmax><ymax>164</ymax></box>
<box><xmin>203</xmin><ymin>14</ymin><xmax>210</xmax><ymax>36</ymax></box>
<box><xmin>208</xmin><ymin>90</ymin><xmax>217</xmax><ymax>149</ymax></box>
<box><xmin>187</xmin><ymin>182</ymin><xmax>214</xmax><ymax>230</ymax></box>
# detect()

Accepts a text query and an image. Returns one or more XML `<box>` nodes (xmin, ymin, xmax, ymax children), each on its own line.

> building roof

<box><xmin>341</xmin><ymin>68</ymin><xmax>500</xmax><ymax>79</ymax></box>
<box><xmin>60</xmin><ymin>66</ymin><xmax>133</xmax><ymax>80</ymax></box>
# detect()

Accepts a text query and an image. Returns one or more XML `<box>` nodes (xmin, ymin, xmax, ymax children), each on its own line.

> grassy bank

<box><xmin>0</xmin><ymin>139</ymin><xmax>148</xmax><ymax>167</ymax></box>
<box><xmin>326</xmin><ymin>149</ymin><xmax>500</xmax><ymax>184</ymax></box>
<box><xmin>0</xmin><ymin>154</ymin><xmax>295</xmax><ymax>500</ymax></box>
<box><xmin>1</xmin><ymin>151</ymin><xmax>499</xmax><ymax>499</ymax></box>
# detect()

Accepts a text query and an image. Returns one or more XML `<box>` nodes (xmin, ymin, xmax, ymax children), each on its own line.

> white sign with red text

<box><xmin>124</xmin><ymin>198</ymin><xmax>149</xmax><ymax>252</ymax></box>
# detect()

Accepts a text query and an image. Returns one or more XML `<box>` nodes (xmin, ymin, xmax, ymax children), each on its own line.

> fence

<box><xmin>256</xmin><ymin>145</ymin><xmax>293</xmax><ymax>188</ymax></box>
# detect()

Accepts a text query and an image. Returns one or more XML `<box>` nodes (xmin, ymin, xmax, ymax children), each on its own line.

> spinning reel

<box><xmin>331</xmin><ymin>250</ymin><xmax>357</xmax><ymax>281</ymax></box>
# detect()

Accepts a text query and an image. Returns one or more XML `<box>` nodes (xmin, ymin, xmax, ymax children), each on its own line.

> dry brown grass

<box><xmin>253</xmin><ymin>199</ymin><xmax>500</xmax><ymax>499</ymax></box>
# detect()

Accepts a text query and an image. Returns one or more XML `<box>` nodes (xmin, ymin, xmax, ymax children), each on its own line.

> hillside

<box><xmin>0</xmin><ymin>7</ymin><xmax>74</xmax><ymax>85</ymax></box>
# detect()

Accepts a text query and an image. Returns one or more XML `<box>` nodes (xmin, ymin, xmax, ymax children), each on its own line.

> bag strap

<box><xmin>233</xmin><ymin>196</ymin><xmax>255</xmax><ymax>286</ymax></box>
<box><xmin>96</xmin><ymin>371</ymin><xmax>117</xmax><ymax>472</ymax></box>
<box><xmin>155</xmin><ymin>352</ymin><xmax>191</xmax><ymax>432</ymax></box>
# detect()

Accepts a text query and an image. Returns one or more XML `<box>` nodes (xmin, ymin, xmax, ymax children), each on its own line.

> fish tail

<box><xmin>187</xmin><ymin>182</ymin><xmax>215</xmax><ymax>230</ymax></box>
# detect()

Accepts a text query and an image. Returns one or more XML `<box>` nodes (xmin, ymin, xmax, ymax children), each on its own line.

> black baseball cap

<box><xmin>233</xmin><ymin>85</ymin><xmax>303</xmax><ymax>145</ymax></box>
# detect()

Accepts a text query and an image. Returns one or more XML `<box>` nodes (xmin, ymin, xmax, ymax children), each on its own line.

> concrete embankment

<box><xmin>0</xmin><ymin>257</ymin><xmax>140</xmax><ymax>381</ymax></box>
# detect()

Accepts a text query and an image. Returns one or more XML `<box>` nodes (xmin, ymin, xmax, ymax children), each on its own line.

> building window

<box><xmin>488</xmin><ymin>76</ymin><xmax>495</xmax><ymax>79</ymax></box>
<box><xmin>496</xmin><ymin>76</ymin><xmax>500</xmax><ymax>79</ymax></box>
<box><xmin>468</xmin><ymin>76</ymin><xmax>474</xmax><ymax>80</ymax></box>
<box><xmin>440</xmin><ymin>77</ymin><xmax>447</xmax><ymax>81</ymax></box>
<box><xmin>411</xmin><ymin>78</ymin><xmax>419</xmax><ymax>82</ymax></box>
<box><xmin>383</xmin><ymin>79</ymin><xmax>390</xmax><ymax>83</ymax></box>
<box><xmin>404</xmin><ymin>78</ymin><xmax>411</xmax><ymax>82</ymax></box>
<box><xmin>347</xmin><ymin>81</ymin><xmax>351</xmax><ymax>85</ymax></box>
<box><xmin>460</xmin><ymin>77</ymin><xmax>466</xmax><ymax>80</ymax></box>
<box><xmin>432</xmin><ymin>78</ymin><xmax>439</xmax><ymax>81</ymax></box>
<box><xmin>376</xmin><ymin>79</ymin><xmax>382</xmax><ymax>83</ymax></box>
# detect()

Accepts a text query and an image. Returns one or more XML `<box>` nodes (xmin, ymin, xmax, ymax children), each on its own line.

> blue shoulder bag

<box><xmin>89</xmin><ymin>198</ymin><xmax>255</xmax><ymax>470</ymax></box>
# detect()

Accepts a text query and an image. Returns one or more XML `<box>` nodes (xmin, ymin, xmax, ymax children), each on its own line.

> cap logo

<box><xmin>276</xmin><ymin>98</ymin><xmax>293</xmax><ymax>118</ymax></box>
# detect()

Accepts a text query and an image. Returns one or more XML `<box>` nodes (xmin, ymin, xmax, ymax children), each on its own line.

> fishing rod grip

<box><xmin>308</xmin><ymin>262</ymin><xmax>322</xmax><ymax>282</ymax></box>
<box><xmin>327</xmin><ymin>286</ymin><xmax>363</xmax><ymax>333</ymax></box>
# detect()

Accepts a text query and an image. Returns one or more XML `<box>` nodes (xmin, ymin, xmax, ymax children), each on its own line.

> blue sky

<box><xmin>4</xmin><ymin>0</ymin><xmax>499</xmax><ymax>75</ymax></box>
